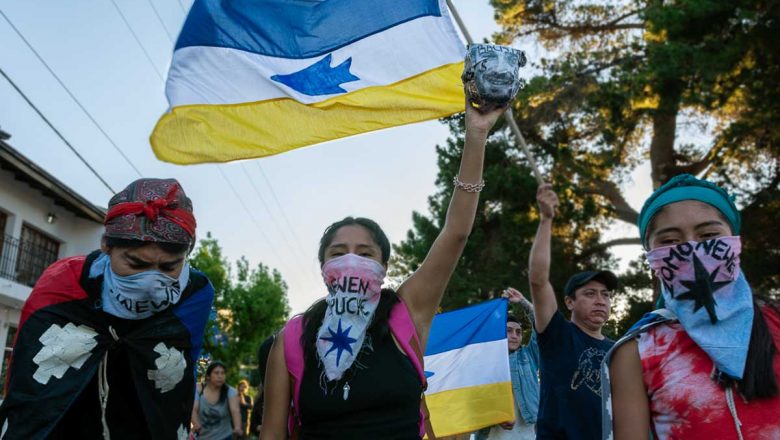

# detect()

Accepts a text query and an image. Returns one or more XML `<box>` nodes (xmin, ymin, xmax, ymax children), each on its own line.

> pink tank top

<box><xmin>638</xmin><ymin>305</ymin><xmax>780</xmax><ymax>439</ymax></box>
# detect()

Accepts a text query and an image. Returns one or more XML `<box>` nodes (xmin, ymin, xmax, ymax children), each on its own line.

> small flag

<box><xmin>424</xmin><ymin>299</ymin><xmax>514</xmax><ymax>437</ymax></box>
<box><xmin>151</xmin><ymin>0</ymin><xmax>466</xmax><ymax>164</ymax></box>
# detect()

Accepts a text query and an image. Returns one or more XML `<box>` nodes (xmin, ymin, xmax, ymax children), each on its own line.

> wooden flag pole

<box><xmin>445</xmin><ymin>0</ymin><xmax>545</xmax><ymax>184</ymax></box>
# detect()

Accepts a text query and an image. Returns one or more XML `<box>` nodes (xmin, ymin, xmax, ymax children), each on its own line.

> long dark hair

<box><xmin>205</xmin><ymin>361</ymin><xmax>229</xmax><ymax>403</ymax></box>
<box><xmin>302</xmin><ymin>217</ymin><xmax>394</xmax><ymax>366</ymax></box>
<box><xmin>736</xmin><ymin>299</ymin><xmax>779</xmax><ymax>400</ymax></box>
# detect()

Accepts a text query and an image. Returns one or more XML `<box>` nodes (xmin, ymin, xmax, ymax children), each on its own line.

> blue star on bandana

<box><xmin>320</xmin><ymin>319</ymin><xmax>358</xmax><ymax>366</ymax></box>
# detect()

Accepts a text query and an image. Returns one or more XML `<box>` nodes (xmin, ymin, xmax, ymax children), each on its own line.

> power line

<box><xmin>146</xmin><ymin>0</ymin><xmax>176</xmax><ymax>43</ymax></box>
<box><xmin>215</xmin><ymin>166</ymin><xmax>304</xmax><ymax>279</ymax></box>
<box><xmin>0</xmin><ymin>66</ymin><xmax>116</xmax><ymax>194</ymax></box>
<box><xmin>175</xmin><ymin>0</ymin><xmax>188</xmax><ymax>15</ymax></box>
<box><xmin>0</xmin><ymin>8</ymin><xmax>144</xmax><ymax>178</ymax></box>
<box><xmin>135</xmin><ymin>2</ymin><xmax>318</xmax><ymax>285</ymax></box>
<box><xmin>240</xmin><ymin>163</ymin><xmax>301</xmax><ymax>257</ymax></box>
<box><xmin>109</xmin><ymin>0</ymin><xmax>165</xmax><ymax>81</ymax></box>
<box><xmin>240</xmin><ymin>163</ymin><xmax>320</xmax><ymax>285</ymax></box>
<box><xmin>253</xmin><ymin>161</ymin><xmax>311</xmax><ymax>263</ymax></box>
<box><xmin>107</xmin><ymin>0</ymin><xmax>312</xmax><ymax>282</ymax></box>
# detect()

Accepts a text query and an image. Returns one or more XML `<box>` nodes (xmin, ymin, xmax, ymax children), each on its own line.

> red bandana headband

<box><xmin>104</xmin><ymin>182</ymin><xmax>196</xmax><ymax>239</ymax></box>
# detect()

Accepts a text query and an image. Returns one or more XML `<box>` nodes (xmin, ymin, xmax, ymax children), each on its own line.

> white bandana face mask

<box><xmin>316</xmin><ymin>253</ymin><xmax>386</xmax><ymax>381</ymax></box>
<box><xmin>91</xmin><ymin>253</ymin><xmax>190</xmax><ymax>320</ymax></box>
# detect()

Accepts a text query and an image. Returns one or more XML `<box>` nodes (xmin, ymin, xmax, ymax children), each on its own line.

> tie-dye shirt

<box><xmin>638</xmin><ymin>305</ymin><xmax>780</xmax><ymax>440</ymax></box>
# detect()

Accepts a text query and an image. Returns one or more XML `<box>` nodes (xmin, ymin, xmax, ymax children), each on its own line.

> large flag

<box><xmin>424</xmin><ymin>299</ymin><xmax>514</xmax><ymax>437</ymax></box>
<box><xmin>151</xmin><ymin>0</ymin><xmax>466</xmax><ymax>164</ymax></box>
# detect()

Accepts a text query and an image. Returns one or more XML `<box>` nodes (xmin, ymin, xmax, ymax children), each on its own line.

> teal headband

<box><xmin>638</xmin><ymin>174</ymin><xmax>741</xmax><ymax>248</ymax></box>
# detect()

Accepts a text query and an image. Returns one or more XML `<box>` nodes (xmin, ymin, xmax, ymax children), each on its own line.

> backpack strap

<box><xmin>388</xmin><ymin>298</ymin><xmax>436</xmax><ymax>439</ymax></box>
<box><xmin>284</xmin><ymin>301</ymin><xmax>436</xmax><ymax>439</ymax></box>
<box><xmin>283</xmin><ymin>315</ymin><xmax>305</xmax><ymax>438</ymax></box>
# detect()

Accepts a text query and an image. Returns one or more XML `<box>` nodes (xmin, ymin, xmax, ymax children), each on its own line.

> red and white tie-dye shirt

<box><xmin>638</xmin><ymin>305</ymin><xmax>780</xmax><ymax>440</ymax></box>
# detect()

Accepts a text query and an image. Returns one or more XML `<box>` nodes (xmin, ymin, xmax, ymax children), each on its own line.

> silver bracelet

<box><xmin>452</xmin><ymin>175</ymin><xmax>485</xmax><ymax>193</ymax></box>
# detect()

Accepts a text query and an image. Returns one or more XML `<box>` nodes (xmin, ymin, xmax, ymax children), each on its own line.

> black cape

<box><xmin>0</xmin><ymin>251</ymin><xmax>214</xmax><ymax>440</ymax></box>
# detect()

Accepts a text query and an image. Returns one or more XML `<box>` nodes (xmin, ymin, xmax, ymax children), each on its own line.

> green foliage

<box><xmin>392</xmin><ymin>117</ymin><xmax>617</xmax><ymax>313</ymax></box>
<box><xmin>395</xmin><ymin>0</ymin><xmax>778</xmax><ymax>336</ymax></box>
<box><xmin>189</xmin><ymin>233</ymin><xmax>290</xmax><ymax>384</ymax></box>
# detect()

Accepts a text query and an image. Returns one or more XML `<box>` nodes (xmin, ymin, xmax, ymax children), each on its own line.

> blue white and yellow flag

<box><xmin>150</xmin><ymin>0</ymin><xmax>466</xmax><ymax>164</ymax></box>
<box><xmin>424</xmin><ymin>299</ymin><xmax>514</xmax><ymax>437</ymax></box>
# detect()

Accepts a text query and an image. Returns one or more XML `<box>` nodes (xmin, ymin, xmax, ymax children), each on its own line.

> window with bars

<box><xmin>15</xmin><ymin>224</ymin><xmax>60</xmax><ymax>287</ymax></box>
<box><xmin>0</xmin><ymin>325</ymin><xmax>17</xmax><ymax>398</ymax></box>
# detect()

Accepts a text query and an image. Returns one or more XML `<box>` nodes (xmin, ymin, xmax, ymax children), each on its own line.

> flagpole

<box><xmin>445</xmin><ymin>0</ymin><xmax>545</xmax><ymax>185</ymax></box>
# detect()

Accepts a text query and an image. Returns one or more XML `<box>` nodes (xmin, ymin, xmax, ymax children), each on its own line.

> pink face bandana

<box><xmin>316</xmin><ymin>253</ymin><xmax>386</xmax><ymax>381</ymax></box>
<box><xmin>646</xmin><ymin>236</ymin><xmax>753</xmax><ymax>379</ymax></box>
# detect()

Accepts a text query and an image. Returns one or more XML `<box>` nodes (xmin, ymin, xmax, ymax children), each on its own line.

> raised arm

<box><xmin>398</xmin><ymin>101</ymin><xmax>505</xmax><ymax>347</ymax></box>
<box><xmin>259</xmin><ymin>332</ymin><xmax>291</xmax><ymax>440</ymax></box>
<box><xmin>609</xmin><ymin>340</ymin><xmax>651</xmax><ymax>440</ymax></box>
<box><xmin>503</xmin><ymin>287</ymin><xmax>534</xmax><ymax>321</ymax></box>
<box><xmin>528</xmin><ymin>184</ymin><xmax>559</xmax><ymax>333</ymax></box>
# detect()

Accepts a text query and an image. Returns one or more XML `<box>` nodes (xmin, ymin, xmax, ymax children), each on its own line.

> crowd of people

<box><xmin>0</xmin><ymin>98</ymin><xmax>777</xmax><ymax>440</ymax></box>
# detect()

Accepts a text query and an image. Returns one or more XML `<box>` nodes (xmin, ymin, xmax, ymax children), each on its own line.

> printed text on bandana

<box><xmin>111</xmin><ymin>281</ymin><xmax>181</xmax><ymax>314</ymax></box>
<box><xmin>327</xmin><ymin>276</ymin><xmax>371</xmax><ymax>316</ymax></box>
<box><xmin>654</xmin><ymin>238</ymin><xmax>737</xmax><ymax>285</ymax></box>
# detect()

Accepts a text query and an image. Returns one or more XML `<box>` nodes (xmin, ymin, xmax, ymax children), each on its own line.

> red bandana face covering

<box><xmin>103</xmin><ymin>178</ymin><xmax>196</xmax><ymax>245</ymax></box>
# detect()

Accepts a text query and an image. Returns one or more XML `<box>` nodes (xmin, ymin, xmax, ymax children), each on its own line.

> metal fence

<box><xmin>0</xmin><ymin>234</ymin><xmax>58</xmax><ymax>287</ymax></box>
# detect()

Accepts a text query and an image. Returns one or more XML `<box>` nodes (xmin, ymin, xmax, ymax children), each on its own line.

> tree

<box><xmin>488</xmin><ymin>0</ymin><xmax>779</xmax><ymax>293</ymax></box>
<box><xmin>393</xmin><ymin>0</ymin><xmax>778</xmax><ymax>335</ymax></box>
<box><xmin>189</xmin><ymin>233</ymin><xmax>290</xmax><ymax>383</ymax></box>
<box><xmin>391</xmin><ymin>116</ymin><xmax>617</xmax><ymax>314</ymax></box>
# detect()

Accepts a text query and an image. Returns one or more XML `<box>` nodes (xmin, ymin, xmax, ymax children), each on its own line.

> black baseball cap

<box><xmin>564</xmin><ymin>270</ymin><xmax>618</xmax><ymax>297</ymax></box>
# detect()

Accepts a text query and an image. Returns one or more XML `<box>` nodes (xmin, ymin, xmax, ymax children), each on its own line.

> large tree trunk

<box><xmin>649</xmin><ymin>83</ymin><xmax>683</xmax><ymax>188</ymax></box>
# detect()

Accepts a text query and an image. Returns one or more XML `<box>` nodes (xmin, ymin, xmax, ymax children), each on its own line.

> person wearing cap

<box><xmin>602</xmin><ymin>174</ymin><xmax>780</xmax><ymax>440</ymax></box>
<box><xmin>528</xmin><ymin>183</ymin><xmax>617</xmax><ymax>440</ymax></box>
<box><xmin>0</xmin><ymin>178</ymin><xmax>215</xmax><ymax>440</ymax></box>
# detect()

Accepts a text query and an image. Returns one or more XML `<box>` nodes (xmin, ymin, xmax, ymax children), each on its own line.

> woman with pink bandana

<box><xmin>261</xmin><ymin>100</ymin><xmax>506</xmax><ymax>440</ymax></box>
<box><xmin>603</xmin><ymin>175</ymin><xmax>780</xmax><ymax>439</ymax></box>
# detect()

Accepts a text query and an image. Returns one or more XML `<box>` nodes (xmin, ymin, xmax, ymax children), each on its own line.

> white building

<box><xmin>0</xmin><ymin>128</ymin><xmax>105</xmax><ymax>396</ymax></box>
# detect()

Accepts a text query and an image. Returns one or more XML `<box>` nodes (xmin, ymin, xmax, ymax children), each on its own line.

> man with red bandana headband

<box><xmin>602</xmin><ymin>174</ymin><xmax>780</xmax><ymax>440</ymax></box>
<box><xmin>0</xmin><ymin>178</ymin><xmax>215</xmax><ymax>440</ymax></box>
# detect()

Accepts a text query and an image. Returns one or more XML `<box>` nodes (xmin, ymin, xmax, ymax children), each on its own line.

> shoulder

<box><xmin>636</xmin><ymin>321</ymin><xmax>688</xmax><ymax>373</ymax></box>
<box><xmin>20</xmin><ymin>255</ymin><xmax>90</xmax><ymax>327</ymax></box>
<box><xmin>39</xmin><ymin>255</ymin><xmax>88</xmax><ymax>289</ymax></box>
<box><xmin>637</xmin><ymin>321</ymin><xmax>685</xmax><ymax>351</ymax></box>
<box><xmin>228</xmin><ymin>386</ymin><xmax>238</xmax><ymax>397</ymax></box>
<box><xmin>537</xmin><ymin>311</ymin><xmax>570</xmax><ymax>340</ymax></box>
<box><xmin>760</xmin><ymin>302</ymin><xmax>780</xmax><ymax>326</ymax></box>
<box><xmin>188</xmin><ymin>269</ymin><xmax>214</xmax><ymax>297</ymax></box>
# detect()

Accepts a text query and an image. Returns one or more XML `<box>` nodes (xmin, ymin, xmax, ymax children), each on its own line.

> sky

<box><xmin>0</xmin><ymin>0</ymin><xmax>650</xmax><ymax>314</ymax></box>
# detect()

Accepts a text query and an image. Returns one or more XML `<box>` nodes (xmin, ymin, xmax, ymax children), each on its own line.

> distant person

<box><xmin>192</xmin><ymin>361</ymin><xmax>242</xmax><ymax>440</ymax></box>
<box><xmin>0</xmin><ymin>178</ymin><xmax>214</xmax><ymax>439</ymax></box>
<box><xmin>528</xmin><ymin>183</ymin><xmax>617</xmax><ymax>439</ymax></box>
<box><xmin>249</xmin><ymin>335</ymin><xmax>275</xmax><ymax>438</ymax></box>
<box><xmin>477</xmin><ymin>287</ymin><xmax>540</xmax><ymax>440</ymax></box>
<box><xmin>237</xmin><ymin>379</ymin><xmax>253</xmax><ymax>439</ymax></box>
